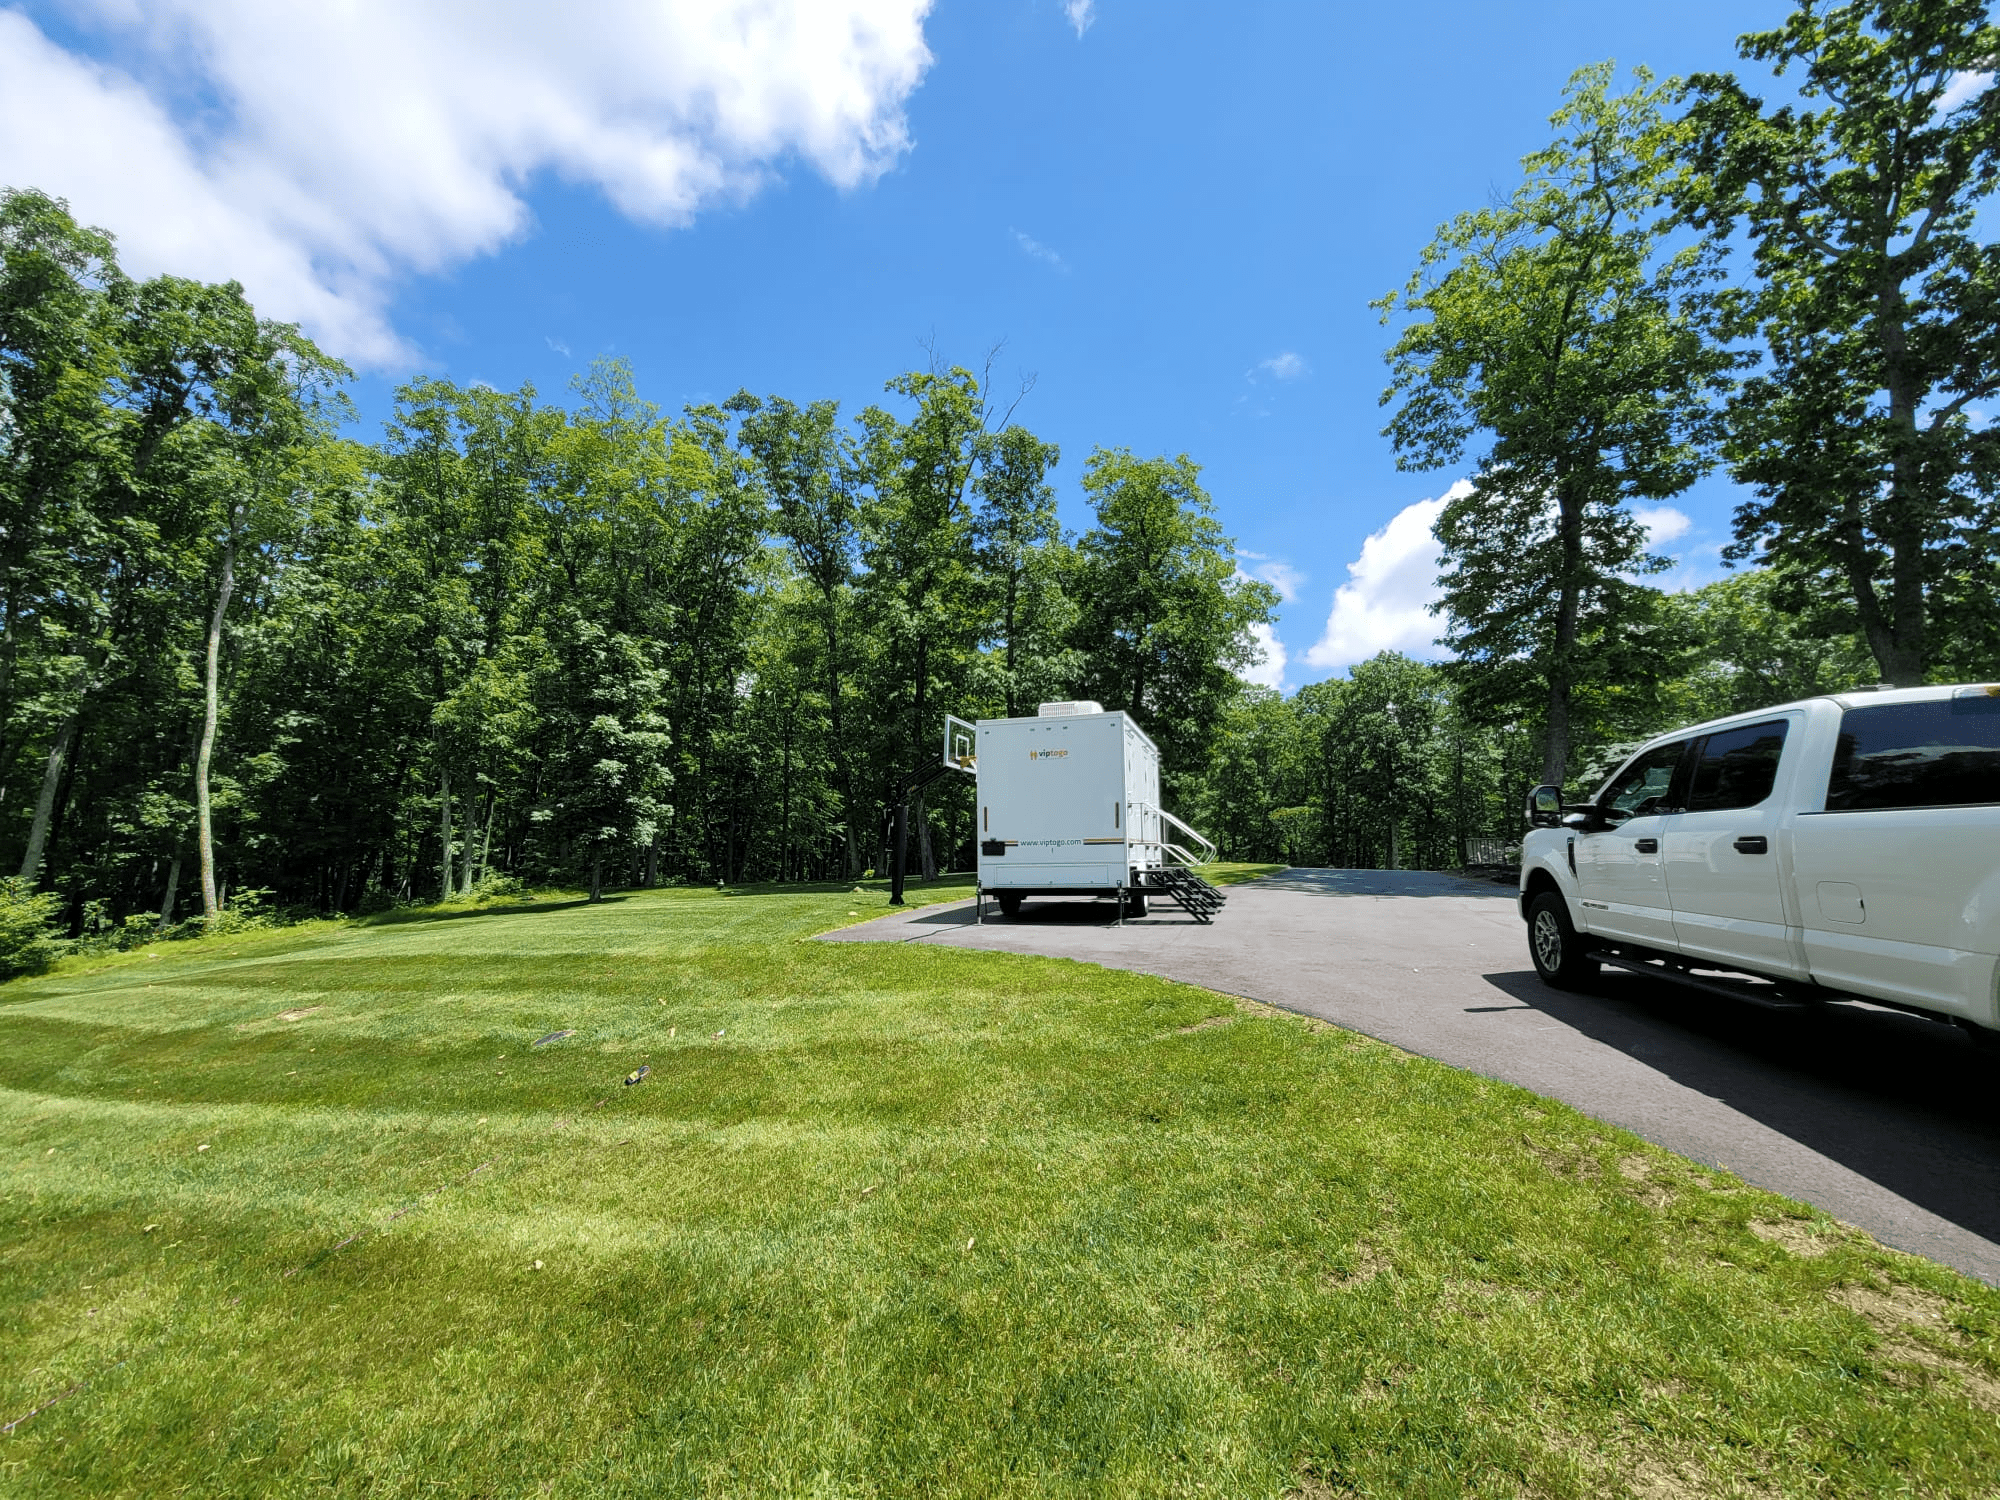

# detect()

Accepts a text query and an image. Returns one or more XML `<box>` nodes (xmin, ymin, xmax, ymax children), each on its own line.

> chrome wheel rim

<box><xmin>1532</xmin><ymin>908</ymin><xmax>1563</xmax><ymax>973</ymax></box>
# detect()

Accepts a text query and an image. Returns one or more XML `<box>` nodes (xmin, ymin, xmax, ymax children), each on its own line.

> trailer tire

<box><xmin>1126</xmin><ymin>889</ymin><xmax>1148</xmax><ymax>918</ymax></box>
<box><xmin>998</xmin><ymin>893</ymin><xmax>1023</xmax><ymax>918</ymax></box>
<box><xmin>1528</xmin><ymin>890</ymin><xmax>1598</xmax><ymax>991</ymax></box>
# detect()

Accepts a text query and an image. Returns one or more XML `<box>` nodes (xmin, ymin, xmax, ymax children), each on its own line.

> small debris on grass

<box><xmin>197</xmin><ymin>1143</ymin><xmax>210</xmax><ymax>1152</ymax></box>
<box><xmin>860</xmin><ymin>1185</ymin><xmax>878</xmax><ymax>1199</ymax></box>
<box><xmin>476</xmin><ymin>1117</ymin><xmax>488</xmax><ymax>1125</ymax></box>
<box><xmin>669</xmin><ymin>1026</ymin><xmax>676</xmax><ymax>1038</ymax></box>
<box><xmin>714</xmin><ymin>1029</ymin><xmax>725</xmax><ymax>1039</ymax></box>
<box><xmin>623</xmin><ymin>1066</ymin><xmax>651</xmax><ymax>1086</ymax></box>
<box><xmin>532</xmin><ymin>1030</ymin><xmax>575</xmax><ymax>1048</ymax></box>
<box><xmin>964</xmin><ymin>1236</ymin><xmax>976</xmax><ymax>1252</ymax></box>
<box><xmin>532</xmin><ymin>1260</ymin><xmax>543</xmax><ymax>1271</ymax></box>
<box><xmin>143</xmin><ymin>1225</ymin><xmax>158</xmax><ymax>1233</ymax></box>
<box><xmin>277</xmin><ymin>1007</ymin><xmax>322</xmax><ymax>1022</ymax></box>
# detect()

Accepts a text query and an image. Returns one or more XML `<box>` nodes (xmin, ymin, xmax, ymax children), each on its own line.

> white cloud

<box><xmin>1938</xmin><ymin>69</ymin><xmax>1994</xmax><ymax>113</ymax></box>
<box><xmin>1633</xmin><ymin>504</ymin><xmax>1692</xmax><ymax>547</ymax></box>
<box><xmin>1241</xmin><ymin>622</ymin><xmax>1287</xmax><ymax>689</ymax></box>
<box><xmin>1063</xmin><ymin>1</ymin><xmax>1097</xmax><ymax>37</ymax></box>
<box><xmin>0</xmin><ymin>2</ymin><xmax>934</xmax><ymax>366</ymax></box>
<box><xmin>1255</xmin><ymin>351</ymin><xmax>1309</xmax><ymax>381</ymax></box>
<box><xmin>1304</xmin><ymin>485</ymin><xmax>1467</xmax><ymax>673</ymax></box>
<box><xmin>1011</xmin><ymin>228</ymin><xmax>1066</xmax><ymax>269</ymax></box>
<box><xmin>1238</xmin><ymin>554</ymin><xmax>1305</xmax><ymax>602</ymax></box>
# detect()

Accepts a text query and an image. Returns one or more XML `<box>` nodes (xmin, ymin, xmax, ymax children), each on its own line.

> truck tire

<box><xmin>1528</xmin><ymin>890</ymin><xmax>1598</xmax><ymax>991</ymax></box>
<box><xmin>998</xmin><ymin>893</ymin><xmax>1023</xmax><ymax>918</ymax></box>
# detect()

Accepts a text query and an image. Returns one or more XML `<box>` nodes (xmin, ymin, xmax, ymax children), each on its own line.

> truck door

<box><xmin>1574</xmin><ymin>739</ymin><xmax>1689</xmax><ymax>951</ymax></box>
<box><xmin>1663</xmin><ymin>718</ymin><xmax>1802</xmax><ymax>978</ymax></box>
<box><xmin>1793</xmin><ymin>692</ymin><xmax>2000</xmax><ymax>1016</ymax></box>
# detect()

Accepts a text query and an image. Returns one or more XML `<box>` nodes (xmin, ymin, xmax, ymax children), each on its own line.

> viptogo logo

<box><xmin>1030</xmin><ymin>749</ymin><xmax>1069</xmax><ymax>759</ymax></box>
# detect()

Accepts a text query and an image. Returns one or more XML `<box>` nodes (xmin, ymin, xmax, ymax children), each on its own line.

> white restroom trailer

<box><xmin>949</xmin><ymin>701</ymin><xmax>1219</xmax><ymax>920</ymax></box>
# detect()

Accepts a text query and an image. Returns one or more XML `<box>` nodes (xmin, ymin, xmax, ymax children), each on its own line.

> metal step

<box><xmin>1143</xmin><ymin>867</ymin><xmax>1225</xmax><ymax>924</ymax></box>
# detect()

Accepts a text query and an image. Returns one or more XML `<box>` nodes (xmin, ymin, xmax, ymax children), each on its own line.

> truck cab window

<box><xmin>1597</xmin><ymin>740</ymin><xmax>1689</xmax><ymax>821</ymax></box>
<box><xmin>1685</xmin><ymin>721</ymin><xmax>1788</xmax><ymax>812</ymax></box>
<box><xmin>1826</xmin><ymin>696</ymin><xmax>2000</xmax><ymax>810</ymax></box>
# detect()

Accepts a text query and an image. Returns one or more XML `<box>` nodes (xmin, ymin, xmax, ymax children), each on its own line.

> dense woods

<box><xmin>0</xmin><ymin>189</ymin><xmax>1284</xmax><ymax>930</ymax></box>
<box><xmin>1</xmin><ymin>0</ymin><xmax>1995</xmax><ymax>939</ymax></box>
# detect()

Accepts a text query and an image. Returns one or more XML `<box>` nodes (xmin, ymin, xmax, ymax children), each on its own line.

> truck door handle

<box><xmin>1634</xmin><ymin>838</ymin><xmax>1658</xmax><ymax>854</ymax></box>
<box><xmin>1733</xmin><ymin>836</ymin><xmax>1768</xmax><ymax>854</ymax></box>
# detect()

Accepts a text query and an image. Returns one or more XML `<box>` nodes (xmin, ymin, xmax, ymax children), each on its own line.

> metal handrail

<box><xmin>1130</xmin><ymin>803</ymin><xmax>1218</xmax><ymax>863</ymax></box>
<box><xmin>1129</xmin><ymin>837</ymin><xmax>1210</xmax><ymax>869</ymax></box>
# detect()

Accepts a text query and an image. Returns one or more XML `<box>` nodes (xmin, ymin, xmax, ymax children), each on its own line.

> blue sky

<box><xmin>2</xmin><ymin>0</ymin><xmax>1792</xmax><ymax>688</ymax></box>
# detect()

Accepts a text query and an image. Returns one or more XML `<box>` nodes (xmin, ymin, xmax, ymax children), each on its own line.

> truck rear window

<box><xmin>1825</xmin><ymin>697</ymin><xmax>2000</xmax><ymax>810</ymax></box>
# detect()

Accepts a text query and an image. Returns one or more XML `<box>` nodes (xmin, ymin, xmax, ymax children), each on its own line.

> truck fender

<box><xmin>1519</xmin><ymin>850</ymin><xmax>1582</xmax><ymax>932</ymax></box>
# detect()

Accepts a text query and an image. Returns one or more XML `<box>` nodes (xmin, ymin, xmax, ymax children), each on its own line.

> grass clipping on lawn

<box><xmin>1</xmin><ymin>877</ymin><xmax>1996</xmax><ymax>1498</ymax></box>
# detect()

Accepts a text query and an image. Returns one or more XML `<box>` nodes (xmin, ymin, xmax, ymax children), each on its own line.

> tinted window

<box><xmin>1599</xmin><ymin>740</ymin><xmax>1688</xmax><ymax>821</ymax></box>
<box><xmin>1826</xmin><ymin>696</ymin><xmax>2000</xmax><ymax>811</ymax></box>
<box><xmin>1686</xmin><ymin>720</ymin><xmax>1789</xmax><ymax>812</ymax></box>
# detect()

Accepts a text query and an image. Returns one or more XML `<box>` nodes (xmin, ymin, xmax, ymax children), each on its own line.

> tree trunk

<box><xmin>589</xmin><ymin>855</ymin><xmax>603</xmax><ymax>903</ymax></box>
<box><xmin>158</xmin><ymin>853</ymin><xmax>182</xmax><ymax>929</ymax></box>
<box><xmin>458</xmin><ymin>783</ymin><xmax>480</xmax><ymax>895</ymax></box>
<box><xmin>17</xmin><ymin>712</ymin><xmax>78</xmax><ymax>882</ymax></box>
<box><xmin>916</xmin><ymin>793</ymin><xmax>937</xmax><ymax>881</ymax></box>
<box><xmin>196</xmin><ymin>533</ymin><xmax>237</xmax><ymax>918</ymax></box>
<box><xmin>1875</xmin><ymin>278</ymin><xmax>1927</xmax><ymax>687</ymax></box>
<box><xmin>438</xmin><ymin>764</ymin><xmax>453</xmax><ymax>902</ymax></box>
<box><xmin>1542</xmin><ymin>486</ymin><xmax>1584</xmax><ymax>786</ymax></box>
<box><xmin>477</xmin><ymin>793</ymin><xmax>499</xmax><ymax>892</ymax></box>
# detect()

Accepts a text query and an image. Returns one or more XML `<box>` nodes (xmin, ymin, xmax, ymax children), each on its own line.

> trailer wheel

<box><xmin>1126</xmin><ymin>889</ymin><xmax>1148</xmax><ymax>917</ymax></box>
<box><xmin>1528</xmin><ymin>890</ymin><xmax>1598</xmax><ymax>990</ymax></box>
<box><xmin>998</xmin><ymin>893</ymin><xmax>1023</xmax><ymax>918</ymax></box>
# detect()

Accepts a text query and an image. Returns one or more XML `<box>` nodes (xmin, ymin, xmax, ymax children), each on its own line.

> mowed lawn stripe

<box><xmin>3</xmin><ymin>879</ymin><xmax>1998</xmax><ymax>1497</ymax></box>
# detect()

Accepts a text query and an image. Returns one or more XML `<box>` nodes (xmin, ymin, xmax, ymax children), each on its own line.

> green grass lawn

<box><xmin>3</xmin><ymin>874</ymin><xmax>1997</xmax><ymax>1498</ymax></box>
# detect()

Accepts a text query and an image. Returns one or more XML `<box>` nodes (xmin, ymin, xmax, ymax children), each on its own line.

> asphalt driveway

<box><xmin>822</xmin><ymin>867</ymin><xmax>2000</xmax><ymax>1286</ymax></box>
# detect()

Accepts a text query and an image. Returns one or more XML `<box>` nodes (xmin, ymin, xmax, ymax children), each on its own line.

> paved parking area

<box><xmin>823</xmin><ymin>868</ymin><xmax>2000</xmax><ymax>1285</ymax></box>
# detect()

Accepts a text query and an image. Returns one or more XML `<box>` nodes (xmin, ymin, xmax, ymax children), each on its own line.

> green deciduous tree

<box><xmin>973</xmin><ymin>424</ymin><xmax>1076</xmax><ymax>718</ymax></box>
<box><xmin>1070</xmin><ymin>448</ymin><xmax>1277</xmax><ymax>797</ymax></box>
<box><xmin>1665</xmin><ymin>569</ymin><xmax>1877</xmax><ymax>721</ymax></box>
<box><xmin>1682</xmin><ymin>0</ymin><xmax>2000</xmax><ymax>685</ymax></box>
<box><xmin>1379</xmin><ymin>65</ymin><xmax>1729</xmax><ymax>784</ymax></box>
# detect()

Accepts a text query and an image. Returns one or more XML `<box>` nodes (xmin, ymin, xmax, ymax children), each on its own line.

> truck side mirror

<box><xmin>1525</xmin><ymin>783</ymin><xmax>1564</xmax><ymax>827</ymax></box>
<box><xmin>1560</xmin><ymin>808</ymin><xmax>1605</xmax><ymax>832</ymax></box>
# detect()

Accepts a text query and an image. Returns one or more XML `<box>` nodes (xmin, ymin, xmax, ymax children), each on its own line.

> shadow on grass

<box><xmin>719</xmin><ymin>874</ymin><xmax>978</xmax><ymax>898</ymax></box>
<box><xmin>357</xmin><ymin>894</ymin><xmax>620</xmax><ymax>928</ymax></box>
<box><xmin>1477</xmin><ymin>965</ymin><xmax>2000</xmax><ymax>1270</ymax></box>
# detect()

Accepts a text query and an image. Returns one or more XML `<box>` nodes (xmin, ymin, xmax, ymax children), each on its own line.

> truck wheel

<box><xmin>998</xmin><ymin>893</ymin><xmax>1023</xmax><ymax>918</ymax></box>
<box><xmin>1528</xmin><ymin>890</ymin><xmax>1598</xmax><ymax>991</ymax></box>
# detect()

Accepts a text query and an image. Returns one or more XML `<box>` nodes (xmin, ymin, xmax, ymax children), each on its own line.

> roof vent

<box><xmin>1037</xmin><ymin>700</ymin><xmax>1103</xmax><ymax>717</ymax></box>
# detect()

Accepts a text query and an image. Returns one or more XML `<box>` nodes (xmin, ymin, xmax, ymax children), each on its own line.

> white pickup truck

<box><xmin>1518</xmin><ymin>683</ymin><xmax>2000</xmax><ymax>1047</ymax></box>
